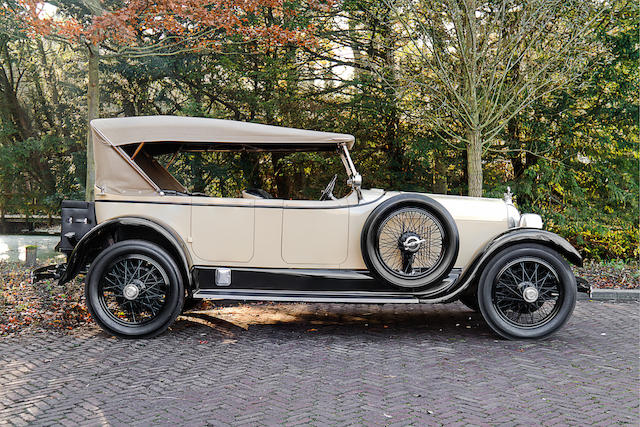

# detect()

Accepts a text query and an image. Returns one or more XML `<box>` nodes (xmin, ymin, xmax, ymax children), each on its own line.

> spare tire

<box><xmin>361</xmin><ymin>194</ymin><xmax>459</xmax><ymax>290</ymax></box>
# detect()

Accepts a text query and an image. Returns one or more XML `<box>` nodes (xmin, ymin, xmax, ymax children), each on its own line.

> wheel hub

<box><xmin>521</xmin><ymin>283</ymin><xmax>539</xmax><ymax>303</ymax></box>
<box><xmin>399</xmin><ymin>232</ymin><xmax>425</xmax><ymax>253</ymax></box>
<box><xmin>122</xmin><ymin>279</ymin><xmax>144</xmax><ymax>300</ymax></box>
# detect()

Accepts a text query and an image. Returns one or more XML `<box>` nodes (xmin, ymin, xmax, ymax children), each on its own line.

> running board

<box><xmin>192</xmin><ymin>288</ymin><xmax>422</xmax><ymax>304</ymax></box>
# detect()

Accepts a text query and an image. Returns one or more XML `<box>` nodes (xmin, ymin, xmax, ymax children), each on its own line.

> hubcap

<box><xmin>123</xmin><ymin>282</ymin><xmax>141</xmax><ymax>300</ymax></box>
<box><xmin>400</xmin><ymin>232</ymin><xmax>425</xmax><ymax>253</ymax></box>
<box><xmin>522</xmin><ymin>286</ymin><xmax>539</xmax><ymax>303</ymax></box>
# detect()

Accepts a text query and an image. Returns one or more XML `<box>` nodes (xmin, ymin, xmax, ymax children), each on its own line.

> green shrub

<box><xmin>546</xmin><ymin>219</ymin><xmax>639</xmax><ymax>261</ymax></box>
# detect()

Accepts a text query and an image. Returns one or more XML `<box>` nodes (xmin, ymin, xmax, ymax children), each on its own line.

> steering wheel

<box><xmin>319</xmin><ymin>174</ymin><xmax>338</xmax><ymax>201</ymax></box>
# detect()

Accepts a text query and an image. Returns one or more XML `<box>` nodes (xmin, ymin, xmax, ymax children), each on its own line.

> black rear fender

<box><xmin>59</xmin><ymin>217</ymin><xmax>192</xmax><ymax>291</ymax></box>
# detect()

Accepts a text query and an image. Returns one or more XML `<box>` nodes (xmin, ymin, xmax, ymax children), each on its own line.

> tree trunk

<box><xmin>271</xmin><ymin>152</ymin><xmax>290</xmax><ymax>199</ymax></box>
<box><xmin>0</xmin><ymin>44</ymin><xmax>33</xmax><ymax>140</ymax></box>
<box><xmin>466</xmin><ymin>129</ymin><xmax>483</xmax><ymax>197</ymax></box>
<box><xmin>37</xmin><ymin>39</ymin><xmax>61</xmax><ymax>132</ymax></box>
<box><xmin>85</xmin><ymin>45</ymin><xmax>100</xmax><ymax>201</ymax></box>
<box><xmin>433</xmin><ymin>153</ymin><xmax>448</xmax><ymax>194</ymax></box>
<box><xmin>380</xmin><ymin>7</ymin><xmax>402</xmax><ymax>187</ymax></box>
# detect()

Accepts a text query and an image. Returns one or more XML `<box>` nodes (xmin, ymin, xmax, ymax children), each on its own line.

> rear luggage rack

<box><xmin>59</xmin><ymin>200</ymin><xmax>96</xmax><ymax>254</ymax></box>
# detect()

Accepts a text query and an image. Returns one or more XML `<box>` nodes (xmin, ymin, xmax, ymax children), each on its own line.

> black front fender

<box><xmin>478</xmin><ymin>228</ymin><xmax>582</xmax><ymax>267</ymax></box>
<box><xmin>431</xmin><ymin>228</ymin><xmax>582</xmax><ymax>303</ymax></box>
<box><xmin>58</xmin><ymin>217</ymin><xmax>191</xmax><ymax>286</ymax></box>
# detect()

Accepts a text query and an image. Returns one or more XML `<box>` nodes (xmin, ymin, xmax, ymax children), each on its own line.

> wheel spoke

<box><xmin>99</xmin><ymin>255</ymin><xmax>168</xmax><ymax>326</ymax></box>
<box><xmin>492</xmin><ymin>258</ymin><xmax>562</xmax><ymax>328</ymax></box>
<box><xmin>376</xmin><ymin>207</ymin><xmax>445</xmax><ymax>279</ymax></box>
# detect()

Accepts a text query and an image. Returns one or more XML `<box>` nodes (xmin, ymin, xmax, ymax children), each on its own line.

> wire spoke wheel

<box><xmin>375</xmin><ymin>207</ymin><xmax>445</xmax><ymax>279</ymax></box>
<box><xmin>99</xmin><ymin>254</ymin><xmax>170</xmax><ymax>326</ymax></box>
<box><xmin>491</xmin><ymin>257</ymin><xmax>563</xmax><ymax>328</ymax></box>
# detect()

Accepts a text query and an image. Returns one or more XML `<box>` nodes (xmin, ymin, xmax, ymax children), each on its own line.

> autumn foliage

<box><xmin>14</xmin><ymin>0</ymin><xmax>328</xmax><ymax>48</ymax></box>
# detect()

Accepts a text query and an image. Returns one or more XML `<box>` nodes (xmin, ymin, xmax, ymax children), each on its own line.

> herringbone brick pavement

<box><xmin>0</xmin><ymin>301</ymin><xmax>638</xmax><ymax>426</ymax></box>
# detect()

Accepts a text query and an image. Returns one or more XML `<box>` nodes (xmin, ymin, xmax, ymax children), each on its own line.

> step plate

<box><xmin>192</xmin><ymin>288</ymin><xmax>421</xmax><ymax>304</ymax></box>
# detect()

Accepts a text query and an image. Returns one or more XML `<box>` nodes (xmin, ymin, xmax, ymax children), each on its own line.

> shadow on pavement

<box><xmin>171</xmin><ymin>302</ymin><xmax>495</xmax><ymax>340</ymax></box>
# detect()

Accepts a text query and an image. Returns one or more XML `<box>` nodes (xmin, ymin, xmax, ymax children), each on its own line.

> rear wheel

<box><xmin>478</xmin><ymin>244</ymin><xmax>576</xmax><ymax>340</ymax></box>
<box><xmin>85</xmin><ymin>240</ymin><xmax>184</xmax><ymax>338</ymax></box>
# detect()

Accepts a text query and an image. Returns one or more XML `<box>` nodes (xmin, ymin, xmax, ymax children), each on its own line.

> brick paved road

<box><xmin>1</xmin><ymin>301</ymin><xmax>638</xmax><ymax>426</ymax></box>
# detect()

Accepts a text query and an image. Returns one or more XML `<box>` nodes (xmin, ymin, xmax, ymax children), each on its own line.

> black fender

<box><xmin>430</xmin><ymin>228</ymin><xmax>582</xmax><ymax>303</ymax></box>
<box><xmin>58</xmin><ymin>217</ymin><xmax>192</xmax><ymax>289</ymax></box>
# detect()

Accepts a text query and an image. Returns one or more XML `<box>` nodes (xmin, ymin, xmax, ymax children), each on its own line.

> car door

<box><xmin>190</xmin><ymin>196</ymin><xmax>255</xmax><ymax>263</ymax></box>
<box><xmin>281</xmin><ymin>199</ymin><xmax>349</xmax><ymax>266</ymax></box>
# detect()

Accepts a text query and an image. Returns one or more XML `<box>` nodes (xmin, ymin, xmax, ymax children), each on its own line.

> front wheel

<box><xmin>85</xmin><ymin>240</ymin><xmax>184</xmax><ymax>338</ymax></box>
<box><xmin>477</xmin><ymin>243</ymin><xmax>577</xmax><ymax>340</ymax></box>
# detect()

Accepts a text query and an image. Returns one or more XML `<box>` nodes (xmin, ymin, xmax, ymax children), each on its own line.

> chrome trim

<box><xmin>506</xmin><ymin>203</ymin><xmax>521</xmax><ymax>228</ymax></box>
<box><xmin>339</xmin><ymin>143</ymin><xmax>362</xmax><ymax>200</ymax></box>
<box><xmin>192</xmin><ymin>288</ymin><xmax>421</xmax><ymax>304</ymax></box>
<box><xmin>215</xmin><ymin>268</ymin><xmax>232</xmax><ymax>286</ymax></box>
<box><xmin>503</xmin><ymin>186</ymin><xmax>521</xmax><ymax>228</ymax></box>
<box><xmin>194</xmin><ymin>266</ymin><xmax>376</xmax><ymax>280</ymax></box>
<box><xmin>503</xmin><ymin>186</ymin><xmax>513</xmax><ymax>204</ymax></box>
<box><xmin>519</xmin><ymin>214</ymin><xmax>543</xmax><ymax>229</ymax></box>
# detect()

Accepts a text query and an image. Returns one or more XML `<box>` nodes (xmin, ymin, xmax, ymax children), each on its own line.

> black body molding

<box><xmin>58</xmin><ymin>216</ymin><xmax>191</xmax><ymax>288</ymax></box>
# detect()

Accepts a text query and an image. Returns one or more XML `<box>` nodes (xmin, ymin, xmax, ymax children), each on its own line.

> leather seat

<box><xmin>242</xmin><ymin>188</ymin><xmax>273</xmax><ymax>199</ymax></box>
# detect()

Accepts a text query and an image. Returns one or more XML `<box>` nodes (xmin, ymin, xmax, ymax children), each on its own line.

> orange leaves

<box><xmin>15</xmin><ymin>0</ymin><xmax>54</xmax><ymax>37</ymax></box>
<box><xmin>11</xmin><ymin>0</ymin><xmax>324</xmax><ymax>50</ymax></box>
<box><xmin>0</xmin><ymin>263</ymin><xmax>92</xmax><ymax>335</ymax></box>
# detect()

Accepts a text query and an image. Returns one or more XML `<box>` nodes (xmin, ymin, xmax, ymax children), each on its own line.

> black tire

<box><xmin>361</xmin><ymin>194</ymin><xmax>459</xmax><ymax>290</ymax></box>
<box><xmin>85</xmin><ymin>240</ymin><xmax>184</xmax><ymax>339</ymax></box>
<box><xmin>477</xmin><ymin>243</ymin><xmax>577</xmax><ymax>340</ymax></box>
<box><xmin>459</xmin><ymin>293</ymin><xmax>479</xmax><ymax>312</ymax></box>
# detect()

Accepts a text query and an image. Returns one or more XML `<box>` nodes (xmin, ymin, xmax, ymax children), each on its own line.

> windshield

<box><xmin>127</xmin><ymin>146</ymin><xmax>350</xmax><ymax>200</ymax></box>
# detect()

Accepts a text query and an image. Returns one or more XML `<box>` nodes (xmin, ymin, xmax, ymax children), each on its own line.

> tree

<box><xmin>384</xmin><ymin>0</ymin><xmax>603</xmax><ymax>196</ymax></box>
<box><xmin>10</xmin><ymin>0</ymin><xmax>323</xmax><ymax>200</ymax></box>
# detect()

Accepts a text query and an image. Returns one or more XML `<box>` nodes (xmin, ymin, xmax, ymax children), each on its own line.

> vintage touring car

<box><xmin>34</xmin><ymin>116</ymin><xmax>588</xmax><ymax>339</ymax></box>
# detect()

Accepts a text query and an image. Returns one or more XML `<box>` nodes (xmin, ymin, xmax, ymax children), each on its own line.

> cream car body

<box><xmin>34</xmin><ymin>116</ymin><xmax>586</xmax><ymax>339</ymax></box>
<box><xmin>94</xmin><ymin>189</ymin><xmax>508</xmax><ymax>270</ymax></box>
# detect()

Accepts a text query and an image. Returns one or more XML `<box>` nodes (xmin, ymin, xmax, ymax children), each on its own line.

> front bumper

<box><xmin>576</xmin><ymin>277</ymin><xmax>590</xmax><ymax>294</ymax></box>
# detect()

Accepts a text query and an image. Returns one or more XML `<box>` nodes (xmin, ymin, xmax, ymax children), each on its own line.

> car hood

<box><xmin>360</xmin><ymin>189</ymin><xmax>510</xmax><ymax>224</ymax></box>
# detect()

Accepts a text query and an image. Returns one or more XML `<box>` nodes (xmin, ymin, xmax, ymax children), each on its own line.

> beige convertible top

<box><xmin>91</xmin><ymin>116</ymin><xmax>355</xmax><ymax>148</ymax></box>
<box><xmin>91</xmin><ymin>116</ymin><xmax>355</xmax><ymax>196</ymax></box>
